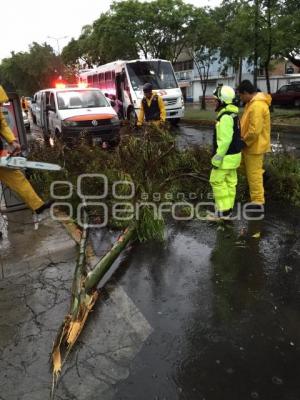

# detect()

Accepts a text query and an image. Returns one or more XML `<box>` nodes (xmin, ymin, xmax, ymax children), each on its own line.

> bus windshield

<box><xmin>126</xmin><ymin>61</ymin><xmax>178</xmax><ymax>91</ymax></box>
<box><xmin>57</xmin><ymin>90</ymin><xmax>110</xmax><ymax>110</ymax></box>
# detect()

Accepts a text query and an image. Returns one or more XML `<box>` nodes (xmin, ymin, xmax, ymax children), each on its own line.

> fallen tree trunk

<box><xmin>84</xmin><ymin>226</ymin><xmax>136</xmax><ymax>291</ymax></box>
<box><xmin>51</xmin><ymin>225</ymin><xmax>136</xmax><ymax>397</ymax></box>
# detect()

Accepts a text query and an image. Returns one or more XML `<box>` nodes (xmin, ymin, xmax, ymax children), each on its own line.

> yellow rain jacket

<box><xmin>240</xmin><ymin>92</ymin><xmax>271</xmax><ymax>154</ymax></box>
<box><xmin>137</xmin><ymin>92</ymin><xmax>166</xmax><ymax>126</ymax></box>
<box><xmin>212</xmin><ymin>103</ymin><xmax>242</xmax><ymax>170</ymax></box>
<box><xmin>0</xmin><ymin>86</ymin><xmax>15</xmax><ymax>145</ymax></box>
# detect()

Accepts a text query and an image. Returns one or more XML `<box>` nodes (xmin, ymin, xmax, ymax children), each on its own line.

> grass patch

<box><xmin>265</xmin><ymin>152</ymin><xmax>300</xmax><ymax>206</ymax></box>
<box><xmin>183</xmin><ymin>103</ymin><xmax>300</xmax><ymax>126</ymax></box>
<box><xmin>183</xmin><ymin>105</ymin><xmax>216</xmax><ymax>121</ymax></box>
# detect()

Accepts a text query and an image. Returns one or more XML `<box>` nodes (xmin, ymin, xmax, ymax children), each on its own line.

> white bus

<box><xmin>79</xmin><ymin>59</ymin><xmax>184</xmax><ymax>125</ymax></box>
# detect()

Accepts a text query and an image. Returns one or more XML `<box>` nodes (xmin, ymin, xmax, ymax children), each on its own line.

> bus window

<box><xmin>87</xmin><ymin>75</ymin><xmax>93</xmax><ymax>85</ymax></box>
<box><xmin>126</xmin><ymin>61</ymin><xmax>178</xmax><ymax>91</ymax></box>
<box><xmin>93</xmin><ymin>74</ymin><xmax>99</xmax><ymax>85</ymax></box>
<box><xmin>98</xmin><ymin>73</ymin><xmax>104</xmax><ymax>82</ymax></box>
<box><xmin>105</xmin><ymin>71</ymin><xmax>112</xmax><ymax>81</ymax></box>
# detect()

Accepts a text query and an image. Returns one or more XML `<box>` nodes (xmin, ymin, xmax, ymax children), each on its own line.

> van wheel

<box><xmin>128</xmin><ymin>108</ymin><xmax>137</xmax><ymax>128</ymax></box>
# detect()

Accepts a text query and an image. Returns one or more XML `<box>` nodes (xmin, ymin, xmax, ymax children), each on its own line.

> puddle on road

<box><xmin>175</xmin><ymin>124</ymin><xmax>300</xmax><ymax>156</ymax></box>
<box><xmin>110</xmin><ymin>206</ymin><xmax>300</xmax><ymax>400</ymax></box>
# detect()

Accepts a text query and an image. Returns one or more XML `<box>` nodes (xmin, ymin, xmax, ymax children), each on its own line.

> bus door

<box><xmin>115</xmin><ymin>72</ymin><xmax>124</xmax><ymax>119</ymax></box>
<box><xmin>121</xmin><ymin>68</ymin><xmax>133</xmax><ymax>119</ymax></box>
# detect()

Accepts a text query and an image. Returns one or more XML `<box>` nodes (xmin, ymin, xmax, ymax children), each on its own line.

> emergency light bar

<box><xmin>54</xmin><ymin>82</ymin><xmax>88</xmax><ymax>89</ymax></box>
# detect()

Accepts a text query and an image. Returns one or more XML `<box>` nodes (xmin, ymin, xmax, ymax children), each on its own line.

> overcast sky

<box><xmin>1</xmin><ymin>0</ymin><xmax>221</xmax><ymax>61</ymax></box>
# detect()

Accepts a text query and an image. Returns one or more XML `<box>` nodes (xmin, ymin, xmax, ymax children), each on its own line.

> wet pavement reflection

<box><xmin>175</xmin><ymin>124</ymin><xmax>300</xmax><ymax>157</ymax></box>
<box><xmin>113</xmin><ymin>207</ymin><xmax>300</xmax><ymax>400</ymax></box>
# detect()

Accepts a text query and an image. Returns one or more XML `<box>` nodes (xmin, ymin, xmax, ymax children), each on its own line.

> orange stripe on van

<box><xmin>65</xmin><ymin>114</ymin><xmax>114</xmax><ymax>122</ymax></box>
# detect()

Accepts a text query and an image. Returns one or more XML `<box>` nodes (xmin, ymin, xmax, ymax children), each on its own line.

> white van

<box><xmin>31</xmin><ymin>86</ymin><xmax>120</xmax><ymax>146</ymax></box>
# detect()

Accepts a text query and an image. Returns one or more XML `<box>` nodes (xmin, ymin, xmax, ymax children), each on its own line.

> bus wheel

<box><xmin>128</xmin><ymin>108</ymin><xmax>137</xmax><ymax>128</ymax></box>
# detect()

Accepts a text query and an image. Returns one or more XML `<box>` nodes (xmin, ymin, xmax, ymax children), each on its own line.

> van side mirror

<box><xmin>110</xmin><ymin>100</ymin><xmax>116</xmax><ymax>107</ymax></box>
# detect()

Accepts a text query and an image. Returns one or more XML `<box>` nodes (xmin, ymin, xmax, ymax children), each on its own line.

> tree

<box><xmin>276</xmin><ymin>0</ymin><xmax>300</xmax><ymax>66</ymax></box>
<box><xmin>216</xmin><ymin>0</ymin><xmax>253</xmax><ymax>85</ymax></box>
<box><xmin>62</xmin><ymin>0</ymin><xmax>197</xmax><ymax>67</ymax></box>
<box><xmin>144</xmin><ymin>0</ymin><xmax>196</xmax><ymax>62</ymax></box>
<box><xmin>0</xmin><ymin>43</ymin><xmax>65</xmax><ymax>95</ymax></box>
<box><xmin>187</xmin><ymin>8</ymin><xmax>222</xmax><ymax>110</ymax></box>
<box><xmin>258</xmin><ymin>0</ymin><xmax>282</xmax><ymax>93</ymax></box>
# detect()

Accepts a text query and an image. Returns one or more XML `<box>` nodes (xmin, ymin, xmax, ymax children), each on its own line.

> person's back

<box><xmin>240</xmin><ymin>92</ymin><xmax>271</xmax><ymax>155</ymax></box>
<box><xmin>237</xmin><ymin>79</ymin><xmax>271</xmax><ymax>206</ymax></box>
<box><xmin>207</xmin><ymin>85</ymin><xmax>243</xmax><ymax>221</ymax></box>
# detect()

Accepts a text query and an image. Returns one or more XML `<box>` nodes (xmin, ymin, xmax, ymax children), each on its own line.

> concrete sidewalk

<box><xmin>0</xmin><ymin>210</ymin><xmax>153</xmax><ymax>400</ymax></box>
<box><xmin>0</xmin><ymin>209</ymin><xmax>77</xmax><ymax>278</ymax></box>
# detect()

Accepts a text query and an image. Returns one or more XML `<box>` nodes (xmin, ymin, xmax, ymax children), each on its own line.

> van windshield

<box><xmin>126</xmin><ymin>61</ymin><xmax>178</xmax><ymax>91</ymax></box>
<box><xmin>56</xmin><ymin>90</ymin><xmax>109</xmax><ymax>110</ymax></box>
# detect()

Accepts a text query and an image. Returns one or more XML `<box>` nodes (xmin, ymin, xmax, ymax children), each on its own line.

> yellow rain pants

<box><xmin>209</xmin><ymin>168</ymin><xmax>238</xmax><ymax>212</ymax></box>
<box><xmin>0</xmin><ymin>168</ymin><xmax>44</xmax><ymax>211</ymax></box>
<box><xmin>242</xmin><ymin>153</ymin><xmax>265</xmax><ymax>205</ymax></box>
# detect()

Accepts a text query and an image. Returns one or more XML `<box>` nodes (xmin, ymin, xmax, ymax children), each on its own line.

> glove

<box><xmin>211</xmin><ymin>154</ymin><xmax>223</xmax><ymax>168</ymax></box>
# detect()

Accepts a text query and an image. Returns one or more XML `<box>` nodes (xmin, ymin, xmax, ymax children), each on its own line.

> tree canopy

<box><xmin>0</xmin><ymin>43</ymin><xmax>74</xmax><ymax>95</ymax></box>
<box><xmin>1</xmin><ymin>0</ymin><xmax>299</xmax><ymax>95</ymax></box>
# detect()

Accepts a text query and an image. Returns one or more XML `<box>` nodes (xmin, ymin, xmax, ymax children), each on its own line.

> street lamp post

<box><xmin>47</xmin><ymin>35</ymin><xmax>68</xmax><ymax>55</ymax></box>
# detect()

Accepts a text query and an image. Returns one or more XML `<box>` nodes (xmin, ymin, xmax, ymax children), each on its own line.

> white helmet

<box><xmin>213</xmin><ymin>84</ymin><xmax>235</xmax><ymax>104</ymax></box>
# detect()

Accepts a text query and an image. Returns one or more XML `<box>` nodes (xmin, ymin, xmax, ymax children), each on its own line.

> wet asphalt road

<box><xmin>110</xmin><ymin>207</ymin><xmax>300</xmax><ymax>400</ymax></box>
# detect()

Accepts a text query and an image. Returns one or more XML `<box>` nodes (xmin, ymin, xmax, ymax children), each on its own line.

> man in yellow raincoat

<box><xmin>237</xmin><ymin>80</ymin><xmax>271</xmax><ymax>206</ymax></box>
<box><xmin>0</xmin><ymin>85</ymin><xmax>51</xmax><ymax>214</ymax></box>
<box><xmin>137</xmin><ymin>83</ymin><xmax>166</xmax><ymax>127</ymax></box>
<box><xmin>207</xmin><ymin>85</ymin><xmax>244</xmax><ymax>221</ymax></box>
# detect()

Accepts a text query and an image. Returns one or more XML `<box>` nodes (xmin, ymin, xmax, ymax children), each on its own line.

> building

<box><xmin>173</xmin><ymin>52</ymin><xmax>300</xmax><ymax>102</ymax></box>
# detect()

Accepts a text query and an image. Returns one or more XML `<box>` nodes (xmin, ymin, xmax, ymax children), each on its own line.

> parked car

<box><xmin>271</xmin><ymin>82</ymin><xmax>300</xmax><ymax>107</ymax></box>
